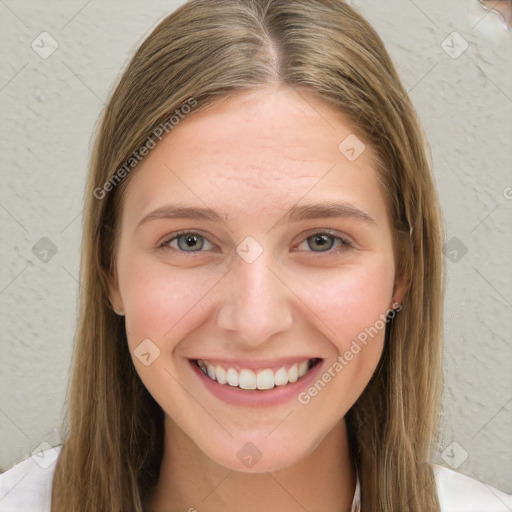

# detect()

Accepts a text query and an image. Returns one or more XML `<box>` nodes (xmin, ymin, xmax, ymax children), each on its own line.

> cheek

<box><xmin>298</xmin><ymin>257</ymin><xmax>394</xmax><ymax>355</ymax></box>
<box><xmin>118</xmin><ymin>253</ymin><xmax>219</xmax><ymax>346</ymax></box>
<box><xmin>120</xmin><ymin>251</ymin><xmax>395</xmax><ymax>344</ymax></box>
<box><xmin>292</xmin><ymin>259</ymin><xmax>394</xmax><ymax>409</ymax></box>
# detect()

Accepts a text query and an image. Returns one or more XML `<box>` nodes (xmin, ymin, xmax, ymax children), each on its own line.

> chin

<box><xmin>198</xmin><ymin>431</ymin><xmax>319</xmax><ymax>474</ymax></box>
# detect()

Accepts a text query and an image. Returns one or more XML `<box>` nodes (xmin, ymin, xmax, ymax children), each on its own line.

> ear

<box><xmin>107</xmin><ymin>268</ymin><xmax>125</xmax><ymax>315</ymax></box>
<box><xmin>391</xmin><ymin>270</ymin><xmax>406</xmax><ymax>309</ymax></box>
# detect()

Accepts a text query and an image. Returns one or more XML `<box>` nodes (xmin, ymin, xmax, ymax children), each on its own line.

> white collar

<box><xmin>351</xmin><ymin>470</ymin><xmax>361</xmax><ymax>511</ymax></box>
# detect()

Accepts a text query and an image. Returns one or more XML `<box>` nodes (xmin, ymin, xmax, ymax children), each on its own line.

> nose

<box><xmin>216</xmin><ymin>249</ymin><xmax>294</xmax><ymax>348</ymax></box>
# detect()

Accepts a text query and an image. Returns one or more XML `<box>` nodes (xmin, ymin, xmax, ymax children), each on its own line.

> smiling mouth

<box><xmin>192</xmin><ymin>358</ymin><xmax>322</xmax><ymax>390</ymax></box>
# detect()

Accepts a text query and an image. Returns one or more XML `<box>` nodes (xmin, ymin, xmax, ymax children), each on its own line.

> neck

<box><xmin>144</xmin><ymin>418</ymin><xmax>356</xmax><ymax>512</ymax></box>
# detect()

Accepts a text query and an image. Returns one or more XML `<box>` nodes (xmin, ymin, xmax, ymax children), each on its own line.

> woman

<box><xmin>0</xmin><ymin>0</ymin><xmax>510</xmax><ymax>511</ymax></box>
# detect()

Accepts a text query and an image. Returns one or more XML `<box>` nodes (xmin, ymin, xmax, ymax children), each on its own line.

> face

<box><xmin>109</xmin><ymin>85</ymin><xmax>403</xmax><ymax>473</ymax></box>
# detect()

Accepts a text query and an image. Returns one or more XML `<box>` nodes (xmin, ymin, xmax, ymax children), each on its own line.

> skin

<box><xmin>109</xmin><ymin>85</ymin><xmax>404</xmax><ymax>512</ymax></box>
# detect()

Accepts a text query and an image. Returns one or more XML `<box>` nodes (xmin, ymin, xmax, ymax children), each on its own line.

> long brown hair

<box><xmin>51</xmin><ymin>1</ymin><xmax>445</xmax><ymax>510</ymax></box>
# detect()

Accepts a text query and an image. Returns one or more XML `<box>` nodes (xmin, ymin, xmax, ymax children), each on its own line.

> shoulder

<box><xmin>0</xmin><ymin>445</ymin><xmax>62</xmax><ymax>512</ymax></box>
<box><xmin>432</xmin><ymin>463</ymin><xmax>512</xmax><ymax>512</ymax></box>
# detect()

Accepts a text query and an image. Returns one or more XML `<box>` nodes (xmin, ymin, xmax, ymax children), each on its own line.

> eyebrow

<box><xmin>136</xmin><ymin>201</ymin><xmax>377</xmax><ymax>229</ymax></box>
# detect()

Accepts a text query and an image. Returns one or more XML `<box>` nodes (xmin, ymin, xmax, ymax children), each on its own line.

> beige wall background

<box><xmin>1</xmin><ymin>0</ymin><xmax>511</xmax><ymax>494</ymax></box>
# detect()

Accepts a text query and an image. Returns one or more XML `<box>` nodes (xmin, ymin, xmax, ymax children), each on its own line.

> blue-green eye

<box><xmin>159</xmin><ymin>230</ymin><xmax>352</xmax><ymax>254</ymax></box>
<box><xmin>297</xmin><ymin>233</ymin><xmax>351</xmax><ymax>253</ymax></box>
<box><xmin>160</xmin><ymin>231</ymin><xmax>214</xmax><ymax>252</ymax></box>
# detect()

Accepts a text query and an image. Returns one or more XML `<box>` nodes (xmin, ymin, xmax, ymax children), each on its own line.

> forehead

<box><xmin>159</xmin><ymin>86</ymin><xmax>370</xmax><ymax>170</ymax></box>
<box><xmin>122</xmin><ymin>86</ymin><xmax>387</xmax><ymax>225</ymax></box>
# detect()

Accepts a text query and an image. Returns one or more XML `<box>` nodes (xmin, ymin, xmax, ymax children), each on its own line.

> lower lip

<box><xmin>189</xmin><ymin>359</ymin><xmax>325</xmax><ymax>407</ymax></box>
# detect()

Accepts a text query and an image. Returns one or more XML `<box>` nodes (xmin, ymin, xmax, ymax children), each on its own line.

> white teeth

<box><xmin>207</xmin><ymin>363</ymin><xmax>216</xmax><ymax>381</ymax></box>
<box><xmin>226</xmin><ymin>367</ymin><xmax>239</xmax><ymax>387</ymax></box>
<box><xmin>287</xmin><ymin>363</ymin><xmax>298</xmax><ymax>383</ymax></box>
<box><xmin>256</xmin><ymin>369</ymin><xmax>275</xmax><ymax>390</ymax></box>
<box><xmin>274</xmin><ymin>367</ymin><xmax>288</xmax><ymax>386</ymax></box>
<box><xmin>215</xmin><ymin>365</ymin><xmax>227</xmax><ymax>384</ymax></box>
<box><xmin>239</xmin><ymin>369</ymin><xmax>257</xmax><ymax>390</ymax></box>
<box><xmin>196</xmin><ymin>358</ymin><xmax>316</xmax><ymax>390</ymax></box>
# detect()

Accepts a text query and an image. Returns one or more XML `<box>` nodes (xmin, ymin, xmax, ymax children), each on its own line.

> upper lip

<box><xmin>190</xmin><ymin>357</ymin><xmax>322</xmax><ymax>371</ymax></box>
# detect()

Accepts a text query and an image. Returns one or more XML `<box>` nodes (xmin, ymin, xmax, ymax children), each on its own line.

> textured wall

<box><xmin>1</xmin><ymin>0</ymin><xmax>511</xmax><ymax>494</ymax></box>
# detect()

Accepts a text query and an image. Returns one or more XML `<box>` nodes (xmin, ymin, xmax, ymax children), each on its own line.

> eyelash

<box><xmin>158</xmin><ymin>230</ymin><xmax>353</xmax><ymax>256</ymax></box>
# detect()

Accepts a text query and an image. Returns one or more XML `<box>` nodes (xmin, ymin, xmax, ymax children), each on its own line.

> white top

<box><xmin>1</xmin><ymin>445</ymin><xmax>511</xmax><ymax>511</ymax></box>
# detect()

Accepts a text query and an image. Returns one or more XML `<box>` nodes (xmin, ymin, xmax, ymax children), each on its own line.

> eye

<box><xmin>159</xmin><ymin>231</ymin><xmax>215</xmax><ymax>253</ymax></box>
<box><xmin>294</xmin><ymin>231</ymin><xmax>353</xmax><ymax>254</ymax></box>
<box><xmin>158</xmin><ymin>230</ymin><xmax>353</xmax><ymax>255</ymax></box>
